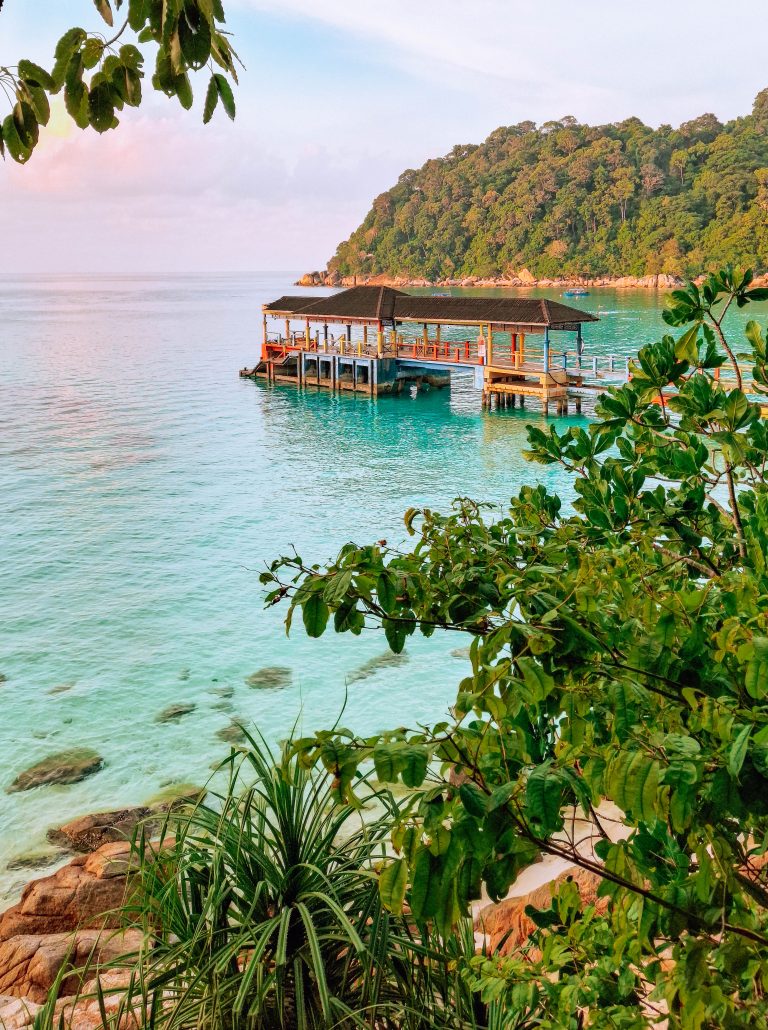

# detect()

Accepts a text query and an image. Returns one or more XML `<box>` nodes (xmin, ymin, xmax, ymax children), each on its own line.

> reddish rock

<box><xmin>53</xmin><ymin>969</ymin><xmax>145</xmax><ymax>1029</ymax></box>
<box><xmin>0</xmin><ymin>843</ymin><xmax>132</xmax><ymax>943</ymax></box>
<box><xmin>0</xmin><ymin>929</ymin><xmax>142</xmax><ymax>1004</ymax></box>
<box><xmin>474</xmin><ymin>866</ymin><xmax>604</xmax><ymax>956</ymax></box>
<box><xmin>0</xmin><ymin>994</ymin><xmax>40</xmax><ymax>1028</ymax></box>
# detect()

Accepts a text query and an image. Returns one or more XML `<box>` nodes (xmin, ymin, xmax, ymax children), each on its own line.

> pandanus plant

<box><xmin>60</xmin><ymin>729</ymin><xmax>490</xmax><ymax>1030</ymax></box>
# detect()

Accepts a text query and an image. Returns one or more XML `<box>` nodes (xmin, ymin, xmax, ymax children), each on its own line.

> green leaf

<box><xmin>728</xmin><ymin>725</ymin><xmax>751</xmax><ymax>778</ymax></box>
<box><xmin>213</xmin><ymin>72</ymin><xmax>235</xmax><ymax>120</ymax></box>
<box><xmin>202</xmin><ymin>74</ymin><xmax>218</xmax><ymax>124</ymax></box>
<box><xmin>128</xmin><ymin>0</ymin><xmax>149</xmax><ymax>31</ymax></box>
<box><xmin>1</xmin><ymin>114</ymin><xmax>31</xmax><ymax>163</ymax></box>
<box><xmin>410</xmin><ymin>849</ymin><xmax>439</xmax><ymax>921</ymax></box>
<box><xmin>52</xmin><ymin>29</ymin><xmax>87</xmax><ymax>91</ymax></box>
<box><xmin>674</xmin><ymin>324</ymin><xmax>699</xmax><ymax>364</ymax></box>
<box><xmin>383</xmin><ymin>617</ymin><xmax>406</xmax><ymax>654</ymax></box>
<box><xmin>372</xmin><ymin>742</ymin><xmax>399</xmax><ymax>783</ymax></box>
<box><xmin>400</xmin><ymin>745</ymin><xmax>428</xmax><ymax>788</ymax></box>
<box><xmin>179</xmin><ymin>5</ymin><xmax>212</xmax><ymax>68</ymax></box>
<box><xmin>302</xmin><ymin>594</ymin><xmax>329</xmax><ymax>638</ymax></box>
<box><xmin>17</xmin><ymin>60</ymin><xmax>55</xmax><ymax>90</ymax></box>
<box><xmin>83</xmin><ymin>38</ymin><xmax>105</xmax><ymax>70</ymax></box>
<box><xmin>376</xmin><ymin>570</ymin><xmax>397</xmax><ymax>613</ymax></box>
<box><xmin>93</xmin><ymin>0</ymin><xmax>115</xmax><ymax>25</ymax></box>
<box><xmin>459</xmin><ymin>780</ymin><xmax>487</xmax><ymax>819</ymax></box>
<box><xmin>378</xmin><ymin>858</ymin><xmax>407</xmax><ymax>913</ymax></box>
<box><xmin>88</xmin><ymin>83</ymin><xmax>116</xmax><ymax>133</ymax></box>
<box><xmin>13</xmin><ymin>101</ymin><xmax>39</xmax><ymax>149</ymax></box>
<box><xmin>24</xmin><ymin>85</ymin><xmax>51</xmax><ymax>126</ymax></box>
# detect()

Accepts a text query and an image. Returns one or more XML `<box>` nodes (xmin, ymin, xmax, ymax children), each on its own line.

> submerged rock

<box><xmin>5</xmin><ymin>851</ymin><xmax>67</xmax><ymax>874</ymax></box>
<box><xmin>178</xmin><ymin>667</ymin><xmax>191</xmax><ymax>681</ymax></box>
<box><xmin>212</xmin><ymin>685</ymin><xmax>234</xmax><ymax>698</ymax></box>
<box><xmin>155</xmin><ymin>703</ymin><xmax>196</xmax><ymax>723</ymax></box>
<box><xmin>348</xmin><ymin>651</ymin><xmax>409</xmax><ymax>684</ymax></box>
<box><xmin>0</xmin><ymin>674</ymin><xmax>7</xmax><ymax>685</ymax></box>
<box><xmin>47</xmin><ymin>683</ymin><xmax>74</xmax><ymax>696</ymax></box>
<box><xmin>143</xmin><ymin>783</ymin><xmax>205</xmax><ymax>809</ymax></box>
<box><xmin>7</xmin><ymin>750</ymin><xmax>104</xmax><ymax>794</ymax></box>
<box><xmin>245</xmin><ymin>666</ymin><xmax>292</xmax><ymax>690</ymax></box>
<box><xmin>450</xmin><ymin>646</ymin><xmax>471</xmax><ymax>660</ymax></box>
<box><xmin>216</xmin><ymin>721</ymin><xmax>248</xmax><ymax>745</ymax></box>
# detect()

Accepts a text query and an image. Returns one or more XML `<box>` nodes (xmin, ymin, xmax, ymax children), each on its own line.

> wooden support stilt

<box><xmin>575</xmin><ymin>396</ymin><xmax>582</xmax><ymax>414</ymax></box>
<box><xmin>285</xmin><ymin>318</ymin><xmax>291</xmax><ymax>346</ymax></box>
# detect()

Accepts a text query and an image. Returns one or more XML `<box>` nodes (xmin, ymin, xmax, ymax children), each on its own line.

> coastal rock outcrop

<box><xmin>474</xmin><ymin>865</ymin><xmax>604</xmax><ymax>956</ymax></box>
<box><xmin>0</xmin><ymin>843</ymin><xmax>131</xmax><ymax>944</ymax></box>
<box><xmin>0</xmin><ymin>994</ymin><xmax>40</xmax><ymax>1028</ymax></box>
<box><xmin>0</xmin><ymin>928</ymin><xmax>142</xmax><ymax>1004</ymax></box>
<box><xmin>296</xmin><ymin>269</ymin><xmax>688</xmax><ymax>291</ymax></box>
<box><xmin>47</xmin><ymin>809</ymin><xmax>153</xmax><ymax>854</ymax></box>
<box><xmin>7</xmin><ymin>751</ymin><xmax>104</xmax><ymax>794</ymax></box>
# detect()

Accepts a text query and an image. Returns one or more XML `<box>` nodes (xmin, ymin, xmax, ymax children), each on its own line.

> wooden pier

<box><xmin>240</xmin><ymin>286</ymin><xmax>605</xmax><ymax>415</ymax></box>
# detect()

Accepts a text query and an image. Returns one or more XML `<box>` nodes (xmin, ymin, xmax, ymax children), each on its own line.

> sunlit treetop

<box><xmin>0</xmin><ymin>0</ymin><xmax>239</xmax><ymax>163</ymax></box>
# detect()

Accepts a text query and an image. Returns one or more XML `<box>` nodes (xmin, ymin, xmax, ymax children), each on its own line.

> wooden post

<box><xmin>305</xmin><ymin>318</ymin><xmax>310</xmax><ymax>349</ymax></box>
<box><xmin>520</xmin><ymin>332</ymin><xmax>525</xmax><ymax>365</ymax></box>
<box><xmin>577</xmin><ymin>325</ymin><xmax>583</xmax><ymax>367</ymax></box>
<box><xmin>436</xmin><ymin>324</ymin><xmax>441</xmax><ymax>355</ymax></box>
<box><xmin>377</xmin><ymin>325</ymin><xmax>384</xmax><ymax>357</ymax></box>
<box><xmin>543</xmin><ymin>328</ymin><xmax>550</xmax><ymax>372</ymax></box>
<box><xmin>323</xmin><ymin>324</ymin><xmax>329</xmax><ymax>352</ymax></box>
<box><xmin>390</xmin><ymin>329</ymin><xmax>396</xmax><ymax>354</ymax></box>
<box><xmin>487</xmin><ymin>324</ymin><xmax>494</xmax><ymax>366</ymax></box>
<box><xmin>422</xmin><ymin>323</ymin><xmax>428</xmax><ymax>352</ymax></box>
<box><xmin>285</xmin><ymin>318</ymin><xmax>290</xmax><ymax>346</ymax></box>
<box><xmin>363</xmin><ymin>324</ymin><xmax>368</xmax><ymax>350</ymax></box>
<box><xmin>262</xmin><ymin>313</ymin><xmax>268</xmax><ymax>360</ymax></box>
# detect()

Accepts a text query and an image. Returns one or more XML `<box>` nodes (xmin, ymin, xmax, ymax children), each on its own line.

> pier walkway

<box><xmin>240</xmin><ymin>285</ymin><xmax>614</xmax><ymax>415</ymax></box>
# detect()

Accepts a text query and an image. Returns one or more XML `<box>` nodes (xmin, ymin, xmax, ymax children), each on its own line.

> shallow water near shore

<box><xmin>2</xmin><ymin>273</ymin><xmax>766</xmax><ymax>903</ymax></box>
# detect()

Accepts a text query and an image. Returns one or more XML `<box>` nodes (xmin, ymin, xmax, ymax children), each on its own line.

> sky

<box><xmin>0</xmin><ymin>0</ymin><xmax>766</xmax><ymax>273</ymax></box>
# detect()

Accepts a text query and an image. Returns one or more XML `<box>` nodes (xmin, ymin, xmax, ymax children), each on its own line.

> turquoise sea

<box><xmin>2</xmin><ymin>274</ymin><xmax>766</xmax><ymax>902</ymax></box>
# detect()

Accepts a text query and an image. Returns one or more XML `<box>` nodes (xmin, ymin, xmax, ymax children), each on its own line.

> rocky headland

<box><xmin>297</xmin><ymin>269</ymin><xmax>768</xmax><ymax>291</ymax></box>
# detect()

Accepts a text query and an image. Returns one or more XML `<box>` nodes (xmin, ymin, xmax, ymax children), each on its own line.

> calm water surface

<box><xmin>1</xmin><ymin>274</ymin><xmax>765</xmax><ymax>901</ymax></box>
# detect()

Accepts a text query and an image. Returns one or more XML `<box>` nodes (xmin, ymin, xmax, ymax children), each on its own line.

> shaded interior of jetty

<box><xmin>241</xmin><ymin>285</ymin><xmax>616</xmax><ymax>415</ymax></box>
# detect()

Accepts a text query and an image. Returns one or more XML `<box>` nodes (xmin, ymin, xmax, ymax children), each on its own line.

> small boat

<box><xmin>563</xmin><ymin>288</ymin><xmax>590</xmax><ymax>297</ymax></box>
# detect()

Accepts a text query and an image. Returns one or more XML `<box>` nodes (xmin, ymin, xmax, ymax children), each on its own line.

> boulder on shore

<box><xmin>0</xmin><ymin>994</ymin><xmax>40</xmax><ymax>1028</ymax></box>
<box><xmin>0</xmin><ymin>928</ymin><xmax>142</xmax><ymax>1004</ymax></box>
<box><xmin>7</xmin><ymin>750</ymin><xmax>103</xmax><ymax>794</ymax></box>
<box><xmin>0</xmin><ymin>842</ymin><xmax>132</xmax><ymax>944</ymax></box>
<box><xmin>474</xmin><ymin>865</ymin><xmax>604</xmax><ymax>956</ymax></box>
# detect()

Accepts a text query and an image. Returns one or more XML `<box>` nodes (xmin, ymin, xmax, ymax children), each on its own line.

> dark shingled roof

<box><xmin>265</xmin><ymin>285</ymin><xmax>597</xmax><ymax>328</ymax></box>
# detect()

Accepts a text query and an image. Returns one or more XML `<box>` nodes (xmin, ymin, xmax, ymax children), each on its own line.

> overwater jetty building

<box><xmin>241</xmin><ymin>285</ymin><xmax>600</xmax><ymax>414</ymax></box>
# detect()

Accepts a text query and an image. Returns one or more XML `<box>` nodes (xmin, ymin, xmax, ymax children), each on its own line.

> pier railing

<box><xmin>264</xmin><ymin>334</ymin><xmax>640</xmax><ymax>380</ymax></box>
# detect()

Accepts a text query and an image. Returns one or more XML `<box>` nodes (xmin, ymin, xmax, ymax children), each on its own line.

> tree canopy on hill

<box><xmin>330</xmin><ymin>90</ymin><xmax>768</xmax><ymax>282</ymax></box>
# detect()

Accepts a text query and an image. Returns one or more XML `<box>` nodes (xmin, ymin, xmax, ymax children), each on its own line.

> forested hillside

<box><xmin>329</xmin><ymin>90</ymin><xmax>768</xmax><ymax>281</ymax></box>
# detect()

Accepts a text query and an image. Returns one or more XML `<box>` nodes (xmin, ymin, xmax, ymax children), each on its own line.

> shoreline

<box><xmin>297</xmin><ymin>270</ymin><xmax>768</xmax><ymax>291</ymax></box>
